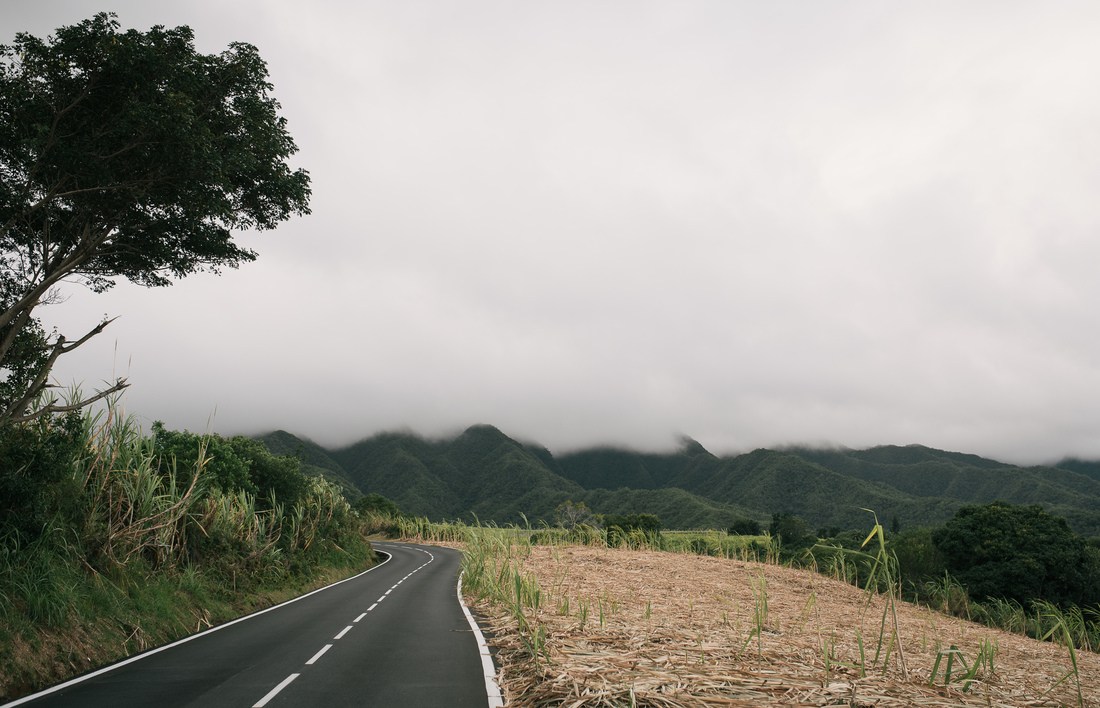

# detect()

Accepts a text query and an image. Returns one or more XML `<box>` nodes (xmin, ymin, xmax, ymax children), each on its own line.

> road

<box><xmin>7</xmin><ymin>542</ymin><xmax>501</xmax><ymax>708</ymax></box>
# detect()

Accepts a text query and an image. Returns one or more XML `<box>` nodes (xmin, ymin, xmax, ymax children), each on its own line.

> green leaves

<box><xmin>0</xmin><ymin>12</ymin><xmax>309</xmax><ymax>424</ymax></box>
<box><xmin>932</xmin><ymin>502</ymin><xmax>1096</xmax><ymax>608</ymax></box>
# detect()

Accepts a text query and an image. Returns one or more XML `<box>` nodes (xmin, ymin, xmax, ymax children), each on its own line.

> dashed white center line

<box><xmin>305</xmin><ymin>644</ymin><xmax>333</xmax><ymax>665</ymax></box>
<box><xmin>253</xmin><ymin>673</ymin><xmax>299</xmax><ymax>707</ymax></box>
<box><xmin>249</xmin><ymin>547</ymin><xmax>446</xmax><ymax>708</ymax></box>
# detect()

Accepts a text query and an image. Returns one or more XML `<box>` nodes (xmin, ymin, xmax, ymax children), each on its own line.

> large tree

<box><xmin>932</xmin><ymin>502</ymin><xmax>1097</xmax><ymax>607</ymax></box>
<box><xmin>0</xmin><ymin>13</ymin><xmax>310</xmax><ymax>424</ymax></box>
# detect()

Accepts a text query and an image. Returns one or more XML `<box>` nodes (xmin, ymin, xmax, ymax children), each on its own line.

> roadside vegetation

<box><xmin>0</xmin><ymin>402</ymin><xmax>374</xmax><ymax>700</ymax></box>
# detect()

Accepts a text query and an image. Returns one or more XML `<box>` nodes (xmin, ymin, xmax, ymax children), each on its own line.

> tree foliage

<box><xmin>0</xmin><ymin>411</ymin><xmax>85</xmax><ymax>541</ymax></box>
<box><xmin>353</xmin><ymin>493</ymin><xmax>401</xmax><ymax>518</ymax></box>
<box><xmin>769</xmin><ymin>512</ymin><xmax>814</xmax><ymax>550</ymax></box>
<box><xmin>0</xmin><ymin>13</ymin><xmax>310</xmax><ymax>424</ymax></box>
<box><xmin>727</xmin><ymin>517</ymin><xmax>763</xmax><ymax>536</ymax></box>
<box><xmin>931</xmin><ymin>502</ymin><xmax>1098</xmax><ymax>607</ymax></box>
<box><xmin>151</xmin><ymin>423</ymin><xmax>309</xmax><ymax>510</ymax></box>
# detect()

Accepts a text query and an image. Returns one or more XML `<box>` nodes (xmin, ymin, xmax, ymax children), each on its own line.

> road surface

<box><xmin>6</xmin><ymin>542</ymin><xmax>501</xmax><ymax>707</ymax></box>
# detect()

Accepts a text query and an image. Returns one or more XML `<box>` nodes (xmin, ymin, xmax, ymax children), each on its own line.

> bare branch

<box><xmin>9</xmin><ymin>377</ymin><xmax>129</xmax><ymax>423</ymax></box>
<box><xmin>59</xmin><ymin>315</ymin><xmax>119</xmax><ymax>353</ymax></box>
<box><xmin>0</xmin><ymin>315</ymin><xmax>121</xmax><ymax>424</ymax></box>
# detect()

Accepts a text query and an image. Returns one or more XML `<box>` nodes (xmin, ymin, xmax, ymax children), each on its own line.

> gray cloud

<box><xmin>10</xmin><ymin>1</ymin><xmax>1100</xmax><ymax>464</ymax></box>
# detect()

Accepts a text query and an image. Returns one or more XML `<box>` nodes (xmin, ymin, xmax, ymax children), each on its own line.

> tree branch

<box><xmin>8</xmin><ymin>377</ymin><xmax>129</xmax><ymax>423</ymax></box>
<box><xmin>0</xmin><ymin>315</ymin><xmax>122</xmax><ymax>424</ymax></box>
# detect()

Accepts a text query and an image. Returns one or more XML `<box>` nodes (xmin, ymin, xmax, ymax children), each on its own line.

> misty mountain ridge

<box><xmin>257</xmin><ymin>424</ymin><xmax>1100</xmax><ymax>536</ymax></box>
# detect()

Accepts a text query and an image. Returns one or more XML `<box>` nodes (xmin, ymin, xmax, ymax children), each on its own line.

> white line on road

<box><xmin>368</xmin><ymin>602</ymin><xmax>378</xmax><ymax>611</ymax></box>
<box><xmin>253</xmin><ymin>673</ymin><xmax>299</xmax><ymax>708</ymax></box>
<box><xmin>334</xmin><ymin>625</ymin><xmax>353</xmax><ymax>639</ymax></box>
<box><xmin>354</xmin><ymin>612</ymin><xmax>367</xmax><ymax>622</ymax></box>
<box><xmin>458</xmin><ymin>573</ymin><xmax>504</xmax><ymax>708</ymax></box>
<box><xmin>3</xmin><ymin>552</ymin><xmax>393</xmax><ymax>708</ymax></box>
<box><xmin>305</xmin><ymin>644</ymin><xmax>333</xmax><ymax>665</ymax></box>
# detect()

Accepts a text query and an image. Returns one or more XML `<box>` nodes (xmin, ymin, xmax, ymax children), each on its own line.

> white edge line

<box><xmin>252</xmin><ymin>672</ymin><xmax>299</xmax><ymax>708</ymax></box>
<box><xmin>2</xmin><ymin>551</ymin><xmax>393</xmax><ymax>708</ymax></box>
<box><xmin>457</xmin><ymin>571</ymin><xmax>504</xmax><ymax>708</ymax></box>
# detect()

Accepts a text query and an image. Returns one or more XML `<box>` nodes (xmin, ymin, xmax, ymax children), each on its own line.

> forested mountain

<box><xmin>257</xmin><ymin>426</ymin><xmax>1100</xmax><ymax>535</ymax></box>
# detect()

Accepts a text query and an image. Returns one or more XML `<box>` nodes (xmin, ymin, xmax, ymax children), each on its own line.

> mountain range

<box><xmin>257</xmin><ymin>425</ymin><xmax>1100</xmax><ymax>536</ymax></box>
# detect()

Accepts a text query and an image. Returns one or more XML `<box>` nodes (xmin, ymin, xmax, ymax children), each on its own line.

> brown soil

<box><xmin>466</xmin><ymin>545</ymin><xmax>1099</xmax><ymax>707</ymax></box>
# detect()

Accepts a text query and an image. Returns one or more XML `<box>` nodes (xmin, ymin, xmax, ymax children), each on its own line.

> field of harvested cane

<box><xmin>460</xmin><ymin>542</ymin><xmax>1098</xmax><ymax>707</ymax></box>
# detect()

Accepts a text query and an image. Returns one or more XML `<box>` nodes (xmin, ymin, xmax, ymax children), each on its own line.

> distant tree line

<box><xmin>756</xmin><ymin>502</ymin><xmax>1100</xmax><ymax>613</ymax></box>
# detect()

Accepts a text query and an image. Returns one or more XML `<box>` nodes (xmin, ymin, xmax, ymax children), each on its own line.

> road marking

<box><xmin>4</xmin><ymin>551</ymin><xmax>393</xmax><ymax>708</ymax></box>
<box><xmin>334</xmin><ymin>625</ymin><xmax>353</xmax><ymax>639</ymax></box>
<box><xmin>253</xmin><ymin>673</ymin><xmax>299</xmax><ymax>707</ymax></box>
<box><xmin>354</xmin><ymin>612</ymin><xmax>367</xmax><ymax>622</ymax></box>
<box><xmin>305</xmin><ymin>644</ymin><xmax>333</xmax><ymax>665</ymax></box>
<box><xmin>458</xmin><ymin>572</ymin><xmax>504</xmax><ymax>708</ymax></box>
<box><xmin>368</xmin><ymin>602</ymin><xmax>378</xmax><ymax>611</ymax></box>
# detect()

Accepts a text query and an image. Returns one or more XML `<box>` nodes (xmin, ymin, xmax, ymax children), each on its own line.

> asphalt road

<box><xmin>7</xmin><ymin>542</ymin><xmax>500</xmax><ymax>708</ymax></box>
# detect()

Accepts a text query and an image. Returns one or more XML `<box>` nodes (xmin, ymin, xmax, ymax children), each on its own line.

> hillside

<box><xmin>468</xmin><ymin>542</ymin><xmax>1099</xmax><ymax>706</ymax></box>
<box><xmin>258</xmin><ymin>427</ymin><xmax>1100</xmax><ymax>535</ymax></box>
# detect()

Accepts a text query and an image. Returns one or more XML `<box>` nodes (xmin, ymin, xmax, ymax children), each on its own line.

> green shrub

<box><xmin>728</xmin><ymin>517</ymin><xmax>763</xmax><ymax>536</ymax></box>
<box><xmin>0</xmin><ymin>413</ymin><xmax>85</xmax><ymax>543</ymax></box>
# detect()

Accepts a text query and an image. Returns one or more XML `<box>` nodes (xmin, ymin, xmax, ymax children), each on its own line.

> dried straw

<box><xmin>463</xmin><ymin>545</ymin><xmax>1099</xmax><ymax>707</ymax></box>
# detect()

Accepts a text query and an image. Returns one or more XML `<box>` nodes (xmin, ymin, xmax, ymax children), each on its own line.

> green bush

<box><xmin>0</xmin><ymin>413</ymin><xmax>85</xmax><ymax>543</ymax></box>
<box><xmin>728</xmin><ymin>517</ymin><xmax>763</xmax><ymax>536</ymax></box>
<box><xmin>152</xmin><ymin>422</ymin><xmax>254</xmax><ymax>495</ymax></box>
<box><xmin>769</xmin><ymin>512</ymin><xmax>814</xmax><ymax>554</ymax></box>
<box><xmin>891</xmin><ymin>526</ymin><xmax>947</xmax><ymax>582</ymax></box>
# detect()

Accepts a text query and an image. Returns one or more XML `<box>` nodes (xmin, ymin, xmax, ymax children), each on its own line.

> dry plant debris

<box><xmin>464</xmin><ymin>545</ymin><xmax>1099</xmax><ymax>707</ymax></box>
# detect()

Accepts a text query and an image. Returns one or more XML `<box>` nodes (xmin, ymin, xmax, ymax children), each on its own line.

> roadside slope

<box><xmin>468</xmin><ymin>544</ymin><xmax>1099</xmax><ymax>706</ymax></box>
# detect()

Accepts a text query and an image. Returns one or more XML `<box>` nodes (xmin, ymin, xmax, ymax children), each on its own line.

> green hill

<box><xmin>256</xmin><ymin>429</ymin><xmax>361</xmax><ymax>497</ymax></box>
<box><xmin>782</xmin><ymin>445</ymin><xmax>1100</xmax><ymax>531</ymax></box>
<box><xmin>257</xmin><ymin>428</ymin><xmax>1100</xmax><ymax>535</ymax></box>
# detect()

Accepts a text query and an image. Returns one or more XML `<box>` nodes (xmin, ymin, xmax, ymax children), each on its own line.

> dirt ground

<box><xmin>465</xmin><ymin>544</ymin><xmax>1099</xmax><ymax>707</ymax></box>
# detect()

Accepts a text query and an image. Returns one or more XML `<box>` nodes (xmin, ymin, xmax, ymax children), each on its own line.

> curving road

<box><xmin>6</xmin><ymin>542</ymin><xmax>501</xmax><ymax>708</ymax></box>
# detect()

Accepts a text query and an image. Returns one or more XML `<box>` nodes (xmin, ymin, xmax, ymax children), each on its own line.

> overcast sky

<box><xmin>6</xmin><ymin>2</ymin><xmax>1100</xmax><ymax>464</ymax></box>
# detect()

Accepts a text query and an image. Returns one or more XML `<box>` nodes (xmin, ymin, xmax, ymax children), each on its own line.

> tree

<box><xmin>728</xmin><ymin>517</ymin><xmax>763</xmax><ymax>536</ymax></box>
<box><xmin>554</xmin><ymin>499</ymin><xmax>598</xmax><ymax>530</ymax></box>
<box><xmin>769</xmin><ymin>512</ymin><xmax>813</xmax><ymax>550</ymax></box>
<box><xmin>0</xmin><ymin>13</ymin><xmax>310</xmax><ymax>424</ymax></box>
<box><xmin>931</xmin><ymin>502</ymin><xmax>1096</xmax><ymax>607</ymax></box>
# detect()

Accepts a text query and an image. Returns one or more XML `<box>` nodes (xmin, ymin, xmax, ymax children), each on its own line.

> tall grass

<box><xmin>1</xmin><ymin>401</ymin><xmax>366</xmax><ymax>641</ymax></box>
<box><xmin>459</xmin><ymin>526</ymin><xmax>550</xmax><ymax>666</ymax></box>
<box><xmin>816</xmin><ymin>511</ymin><xmax>910</xmax><ymax>679</ymax></box>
